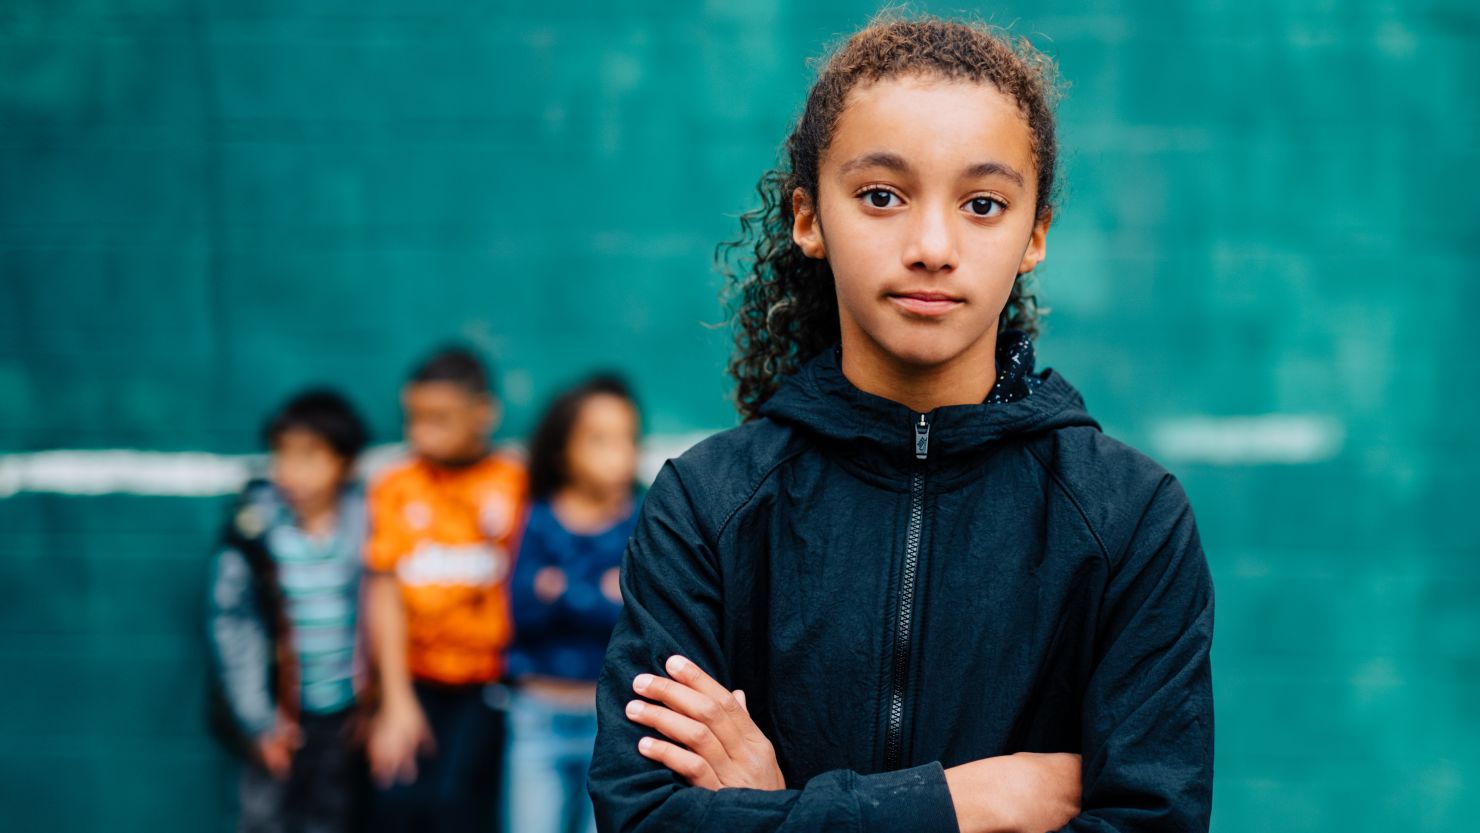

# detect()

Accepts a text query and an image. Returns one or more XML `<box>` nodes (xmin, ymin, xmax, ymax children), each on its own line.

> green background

<box><xmin>1</xmin><ymin>0</ymin><xmax>1476</xmax><ymax>830</ymax></box>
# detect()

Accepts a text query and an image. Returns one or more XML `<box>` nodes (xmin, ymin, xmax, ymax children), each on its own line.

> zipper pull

<box><xmin>914</xmin><ymin>413</ymin><xmax>931</xmax><ymax>460</ymax></box>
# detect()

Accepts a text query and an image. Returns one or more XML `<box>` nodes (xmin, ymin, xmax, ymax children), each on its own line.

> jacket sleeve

<box><xmin>588</xmin><ymin>462</ymin><xmax>961</xmax><ymax>833</ymax></box>
<box><xmin>207</xmin><ymin>546</ymin><xmax>276</xmax><ymax>738</ymax></box>
<box><xmin>1059</xmin><ymin>474</ymin><xmax>1215</xmax><ymax>832</ymax></box>
<box><xmin>509</xmin><ymin>514</ymin><xmax>563</xmax><ymax>635</ymax></box>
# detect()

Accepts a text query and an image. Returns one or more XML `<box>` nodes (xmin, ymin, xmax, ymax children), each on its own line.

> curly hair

<box><xmin>718</xmin><ymin>12</ymin><xmax>1062</xmax><ymax>421</ymax></box>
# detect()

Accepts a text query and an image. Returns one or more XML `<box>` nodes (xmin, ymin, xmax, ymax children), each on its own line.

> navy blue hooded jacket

<box><xmin>589</xmin><ymin>334</ymin><xmax>1215</xmax><ymax>832</ymax></box>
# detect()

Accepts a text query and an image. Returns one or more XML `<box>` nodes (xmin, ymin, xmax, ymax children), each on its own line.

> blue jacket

<box><xmin>588</xmin><ymin>333</ymin><xmax>1215</xmax><ymax>832</ymax></box>
<box><xmin>509</xmin><ymin>499</ymin><xmax>638</xmax><ymax>683</ymax></box>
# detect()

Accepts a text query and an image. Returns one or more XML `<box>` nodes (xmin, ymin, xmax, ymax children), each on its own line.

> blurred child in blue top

<box><xmin>507</xmin><ymin>374</ymin><xmax>642</xmax><ymax>833</ymax></box>
<box><xmin>207</xmin><ymin>388</ymin><xmax>371</xmax><ymax>833</ymax></box>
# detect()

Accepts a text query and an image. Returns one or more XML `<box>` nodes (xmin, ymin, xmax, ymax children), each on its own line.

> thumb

<box><xmin>733</xmin><ymin>689</ymin><xmax>747</xmax><ymax>712</ymax></box>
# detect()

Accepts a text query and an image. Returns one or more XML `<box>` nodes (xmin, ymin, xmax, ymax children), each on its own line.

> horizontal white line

<box><xmin>1</xmin><ymin>414</ymin><xmax>1340</xmax><ymax>497</ymax></box>
<box><xmin>0</xmin><ymin>433</ymin><xmax>716</xmax><ymax>498</ymax></box>
<box><xmin>0</xmin><ymin>449</ymin><xmax>251</xmax><ymax>498</ymax></box>
<box><xmin>1150</xmin><ymin>414</ymin><xmax>1344</xmax><ymax>465</ymax></box>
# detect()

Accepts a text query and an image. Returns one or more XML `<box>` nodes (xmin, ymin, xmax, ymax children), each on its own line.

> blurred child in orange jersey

<box><xmin>363</xmin><ymin>346</ymin><xmax>526</xmax><ymax>833</ymax></box>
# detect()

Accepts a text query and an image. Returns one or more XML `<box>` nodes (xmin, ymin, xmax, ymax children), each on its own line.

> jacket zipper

<box><xmin>886</xmin><ymin>412</ymin><xmax>931</xmax><ymax>770</ymax></box>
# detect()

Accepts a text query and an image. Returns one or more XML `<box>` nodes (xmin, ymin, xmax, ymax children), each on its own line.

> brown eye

<box><xmin>864</xmin><ymin>189</ymin><xmax>897</xmax><ymax>208</ymax></box>
<box><xmin>968</xmin><ymin>197</ymin><xmax>1002</xmax><ymax>217</ymax></box>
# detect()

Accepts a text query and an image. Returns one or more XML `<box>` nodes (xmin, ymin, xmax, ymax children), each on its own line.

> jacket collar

<box><xmin>758</xmin><ymin>329</ymin><xmax>1099</xmax><ymax>467</ymax></box>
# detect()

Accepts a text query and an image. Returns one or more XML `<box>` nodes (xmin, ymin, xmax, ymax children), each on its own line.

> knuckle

<box><xmin>695</xmin><ymin>700</ymin><xmax>720</xmax><ymax>723</ymax></box>
<box><xmin>685</xmin><ymin>723</ymin><xmax>713</xmax><ymax>747</ymax></box>
<box><xmin>680</xmin><ymin>719</ymin><xmax>704</xmax><ymax>745</ymax></box>
<box><xmin>680</xmin><ymin>757</ymin><xmax>705</xmax><ymax>779</ymax></box>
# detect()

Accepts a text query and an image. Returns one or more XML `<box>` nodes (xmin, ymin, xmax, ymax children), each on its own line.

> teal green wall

<box><xmin>2</xmin><ymin>1</ymin><xmax>1476</xmax><ymax>830</ymax></box>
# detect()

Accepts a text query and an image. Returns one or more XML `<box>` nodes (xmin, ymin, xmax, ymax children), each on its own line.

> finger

<box><xmin>632</xmin><ymin>672</ymin><xmax>749</xmax><ymax>756</ymax></box>
<box><xmin>397</xmin><ymin>752</ymin><xmax>419</xmax><ymax>785</ymax></box>
<box><xmin>637</xmin><ymin>736</ymin><xmax>720</xmax><ymax>790</ymax></box>
<box><xmin>626</xmin><ymin>700</ymin><xmax>728</xmax><ymax>767</ymax></box>
<box><xmin>734</xmin><ymin>689</ymin><xmax>747</xmax><ymax>712</ymax></box>
<box><xmin>665</xmin><ymin>655</ymin><xmax>741</xmax><ymax>710</ymax></box>
<box><xmin>370</xmin><ymin>753</ymin><xmax>397</xmax><ymax>788</ymax></box>
<box><xmin>262</xmin><ymin>748</ymin><xmax>285</xmax><ymax>779</ymax></box>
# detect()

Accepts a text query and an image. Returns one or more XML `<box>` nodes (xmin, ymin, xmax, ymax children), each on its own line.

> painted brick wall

<box><xmin>1</xmin><ymin>1</ymin><xmax>1475</xmax><ymax>830</ymax></box>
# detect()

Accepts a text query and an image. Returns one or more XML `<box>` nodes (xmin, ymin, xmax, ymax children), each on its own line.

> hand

<box><xmin>944</xmin><ymin>751</ymin><xmax>1082</xmax><ymax>833</ymax></box>
<box><xmin>626</xmin><ymin>655</ymin><xmax>785</xmax><ymax>791</ymax></box>
<box><xmin>534</xmin><ymin>566</ymin><xmax>567</xmax><ymax>602</ymax></box>
<box><xmin>600</xmin><ymin>566</ymin><xmax>622</xmax><ymax>604</ymax></box>
<box><xmin>254</xmin><ymin>717</ymin><xmax>301</xmax><ymax>780</ymax></box>
<box><xmin>367</xmin><ymin>695</ymin><xmax>436</xmax><ymax>788</ymax></box>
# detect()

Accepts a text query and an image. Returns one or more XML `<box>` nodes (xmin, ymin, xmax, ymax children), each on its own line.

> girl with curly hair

<box><xmin>589</xmin><ymin>13</ymin><xmax>1214</xmax><ymax>833</ymax></box>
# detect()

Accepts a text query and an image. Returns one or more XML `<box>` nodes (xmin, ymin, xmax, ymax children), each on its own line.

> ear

<box><xmin>476</xmin><ymin>395</ymin><xmax>501</xmax><ymax>436</ymax></box>
<box><xmin>1017</xmin><ymin>207</ymin><xmax>1053</xmax><ymax>275</ymax></box>
<box><xmin>791</xmin><ymin>188</ymin><xmax>826</xmax><ymax>260</ymax></box>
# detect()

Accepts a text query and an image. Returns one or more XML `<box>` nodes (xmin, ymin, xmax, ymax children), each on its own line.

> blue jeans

<box><xmin>506</xmin><ymin>686</ymin><xmax>598</xmax><ymax>833</ymax></box>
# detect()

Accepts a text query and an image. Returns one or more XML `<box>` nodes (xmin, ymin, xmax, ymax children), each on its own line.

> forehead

<box><xmin>573</xmin><ymin>393</ymin><xmax>637</xmax><ymax>427</ymax></box>
<box><xmin>273</xmin><ymin>426</ymin><xmax>333</xmax><ymax>452</ymax></box>
<box><xmin>826</xmin><ymin>74</ymin><xmax>1036</xmax><ymax>179</ymax></box>
<box><xmin>403</xmin><ymin>380</ymin><xmax>482</xmax><ymax>408</ymax></box>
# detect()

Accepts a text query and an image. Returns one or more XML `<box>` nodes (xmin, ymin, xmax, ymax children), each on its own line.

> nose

<box><xmin>902</xmin><ymin>202</ymin><xmax>959</xmax><ymax>273</ymax></box>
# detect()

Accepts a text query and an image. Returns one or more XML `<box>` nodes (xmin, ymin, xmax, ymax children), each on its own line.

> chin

<box><xmin>873</xmin><ymin>327</ymin><xmax>978</xmax><ymax>369</ymax></box>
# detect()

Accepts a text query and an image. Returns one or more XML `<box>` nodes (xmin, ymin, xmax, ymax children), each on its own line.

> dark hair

<box><xmin>719</xmin><ymin>12</ymin><xmax>1062</xmax><ymax>421</ymax></box>
<box><xmin>408</xmin><ymin>345</ymin><xmax>494</xmax><ymax>398</ymax></box>
<box><xmin>526</xmin><ymin>374</ymin><xmax>639</xmax><ymax>501</ymax></box>
<box><xmin>263</xmin><ymin>388</ymin><xmax>370</xmax><ymax>462</ymax></box>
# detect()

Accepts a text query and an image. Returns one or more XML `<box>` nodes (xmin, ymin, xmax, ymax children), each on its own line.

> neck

<box><xmin>839</xmin><ymin>323</ymin><xmax>1000</xmax><ymax>413</ymax></box>
<box><xmin>433</xmin><ymin>445</ymin><xmax>491</xmax><ymax>470</ymax></box>
<box><xmin>554</xmin><ymin>482</ymin><xmax>631</xmax><ymax>531</ymax></box>
<box><xmin>296</xmin><ymin>497</ymin><xmax>339</xmax><ymax>537</ymax></box>
<box><xmin>556</xmin><ymin>479</ymin><xmax>624</xmax><ymax>517</ymax></box>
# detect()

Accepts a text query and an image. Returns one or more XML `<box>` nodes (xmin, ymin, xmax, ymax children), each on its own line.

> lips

<box><xmin>888</xmin><ymin>291</ymin><xmax>963</xmax><ymax>316</ymax></box>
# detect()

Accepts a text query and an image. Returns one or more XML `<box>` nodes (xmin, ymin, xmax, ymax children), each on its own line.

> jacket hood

<box><xmin>757</xmin><ymin>330</ymin><xmax>1100</xmax><ymax>464</ymax></box>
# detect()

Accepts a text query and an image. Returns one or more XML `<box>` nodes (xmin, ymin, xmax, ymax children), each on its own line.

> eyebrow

<box><xmin>963</xmin><ymin>161</ymin><xmax>1026</xmax><ymax>188</ymax></box>
<box><xmin>837</xmin><ymin>151</ymin><xmax>911</xmax><ymax>177</ymax></box>
<box><xmin>837</xmin><ymin>151</ymin><xmax>1027</xmax><ymax>188</ymax></box>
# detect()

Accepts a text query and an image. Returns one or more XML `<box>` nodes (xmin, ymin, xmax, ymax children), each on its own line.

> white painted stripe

<box><xmin>0</xmin><ymin>414</ymin><xmax>1339</xmax><ymax>497</ymax></box>
<box><xmin>0</xmin><ymin>450</ymin><xmax>253</xmax><ymax>499</ymax></box>
<box><xmin>0</xmin><ymin>432</ymin><xmax>718</xmax><ymax>498</ymax></box>
<box><xmin>1150</xmin><ymin>414</ymin><xmax>1344</xmax><ymax>465</ymax></box>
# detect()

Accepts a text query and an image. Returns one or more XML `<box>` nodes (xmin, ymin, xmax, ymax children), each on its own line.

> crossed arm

<box><xmin>624</xmin><ymin>653</ymin><xmax>1082</xmax><ymax>833</ymax></box>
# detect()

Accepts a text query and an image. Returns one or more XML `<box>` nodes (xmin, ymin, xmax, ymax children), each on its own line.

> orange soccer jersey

<box><xmin>366</xmin><ymin>453</ymin><xmax>527</xmax><ymax>685</ymax></box>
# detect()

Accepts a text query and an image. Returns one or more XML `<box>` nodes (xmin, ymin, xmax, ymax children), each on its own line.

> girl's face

<box><xmin>565</xmin><ymin>393</ymin><xmax>639</xmax><ymax>497</ymax></box>
<box><xmin>792</xmin><ymin>74</ymin><xmax>1050</xmax><ymax>373</ymax></box>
